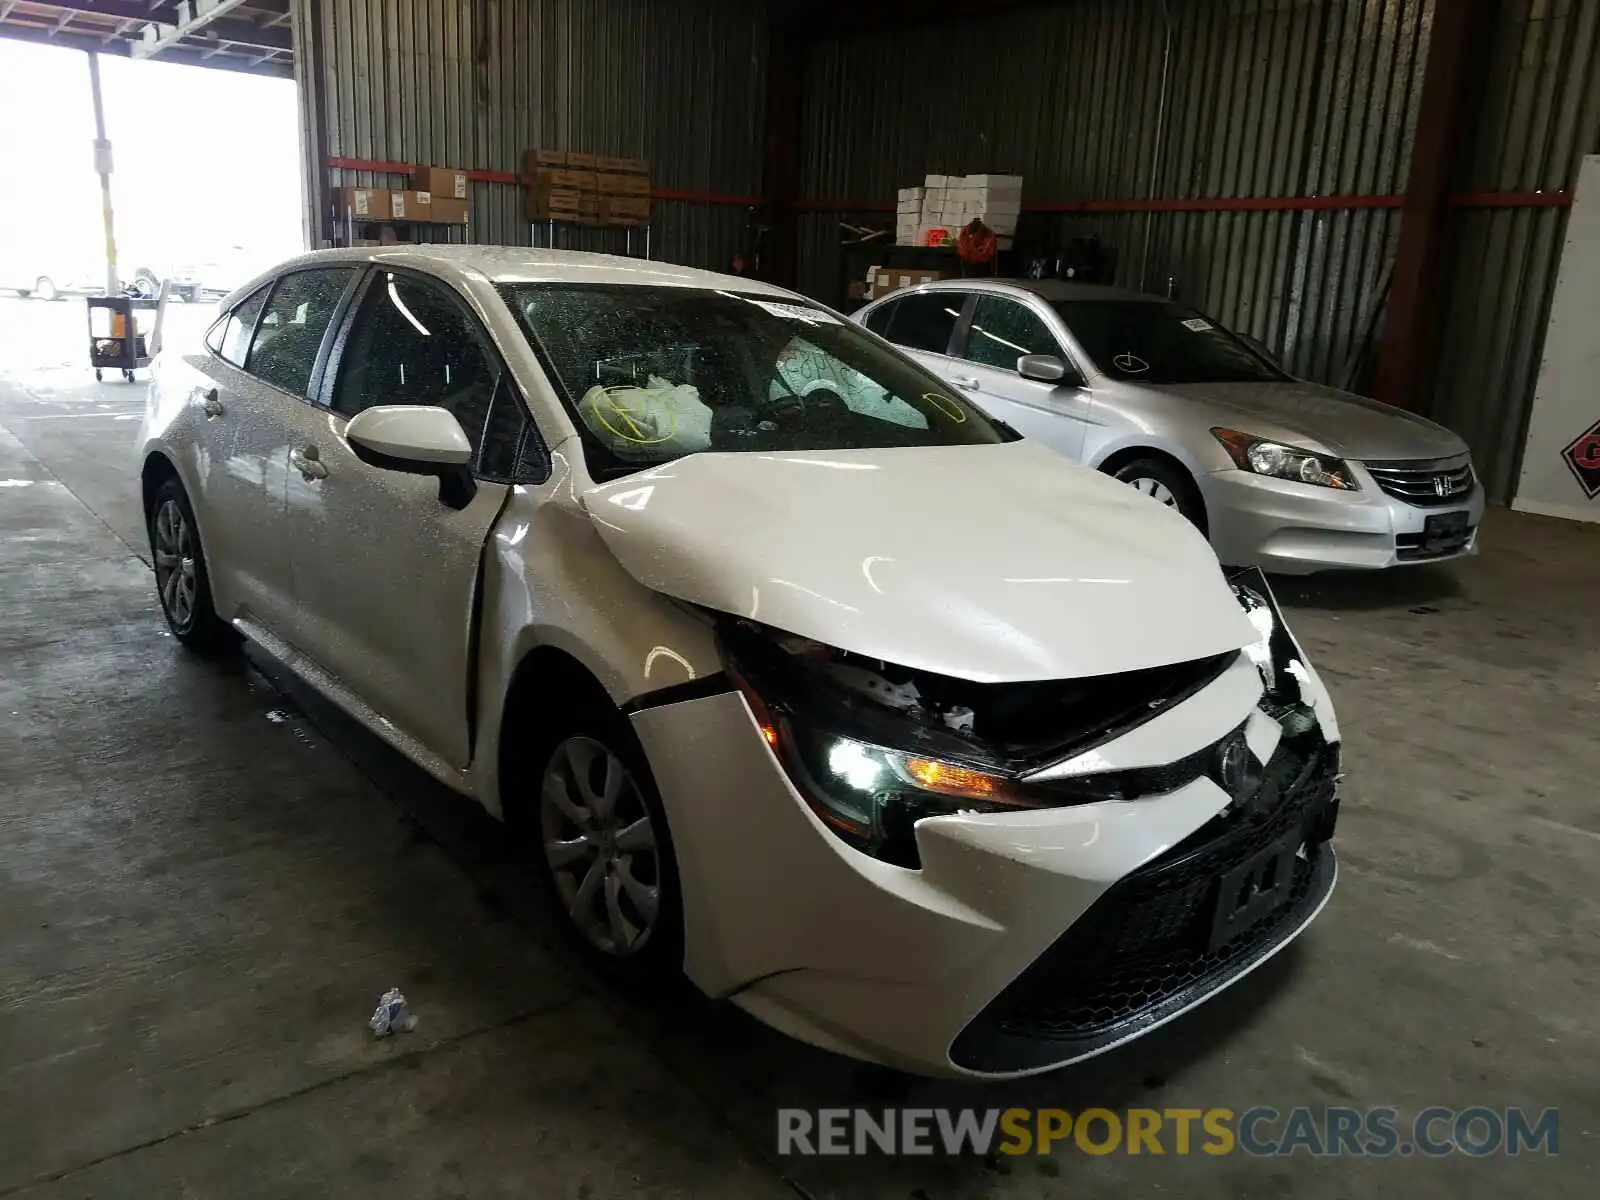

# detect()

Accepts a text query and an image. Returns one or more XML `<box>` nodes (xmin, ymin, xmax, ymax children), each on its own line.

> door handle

<box><xmin>201</xmin><ymin>388</ymin><xmax>224</xmax><ymax>418</ymax></box>
<box><xmin>951</xmin><ymin>376</ymin><xmax>981</xmax><ymax>391</ymax></box>
<box><xmin>290</xmin><ymin>446</ymin><xmax>327</xmax><ymax>481</ymax></box>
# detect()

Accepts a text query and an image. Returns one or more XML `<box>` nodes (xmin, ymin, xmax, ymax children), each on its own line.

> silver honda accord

<box><xmin>854</xmin><ymin>279</ymin><xmax>1483</xmax><ymax>573</ymax></box>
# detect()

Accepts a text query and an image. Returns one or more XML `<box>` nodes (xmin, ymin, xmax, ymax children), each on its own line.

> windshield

<box><xmin>501</xmin><ymin>284</ymin><xmax>1008</xmax><ymax>474</ymax></box>
<box><xmin>1052</xmin><ymin>299</ymin><xmax>1287</xmax><ymax>385</ymax></box>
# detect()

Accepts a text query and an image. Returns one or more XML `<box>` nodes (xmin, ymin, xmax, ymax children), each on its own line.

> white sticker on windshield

<box><xmin>750</xmin><ymin>299</ymin><xmax>841</xmax><ymax>325</ymax></box>
<box><xmin>1181</xmin><ymin>317</ymin><xmax>1213</xmax><ymax>332</ymax></box>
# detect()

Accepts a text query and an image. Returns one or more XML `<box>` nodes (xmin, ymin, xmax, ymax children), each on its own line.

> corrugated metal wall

<box><xmin>799</xmin><ymin>0</ymin><xmax>1434</xmax><ymax>392</ymax></box>
<box><xmin>311</xmin><ymin>0</ymin><xmax>766</xmax><ymax>269</ymax></box>
<box><xmin>796</xmin><ymin>0</ymin><xmax>1600</xmax><ymax>501</ymax></box>
<box><xmin>1431</xmin><ymin>0</ymin><xmax>1600</xmax><ymax>501</ymax></box>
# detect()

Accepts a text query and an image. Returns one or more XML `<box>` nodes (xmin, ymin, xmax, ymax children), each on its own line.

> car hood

<box><xmin>580</xmin><ymin>440</ymin><xmax>1257</xmax><ymax>683</ymax></box>
<box><xmin>1151</xmin><ymin>380</ymin><xmax>1468</xmax><ymax>462</ymax></box>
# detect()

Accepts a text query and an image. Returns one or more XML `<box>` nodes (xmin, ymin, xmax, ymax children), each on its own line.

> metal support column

<box><xmin>1373</xmin><ymin>0</ymin><xmax>1497</xmax><ymax>414</ymax></box>
<box><xmin>292</xmin><ymin>0</ymin><xmax>332</xmax><ymax>248</ymax></box>
<box><xmin>760</xmin><ymin>6</ymin><xmax>806</xmax><ymax>287</ymax></box>
<box><xmin>86</xmin><ymin>51</ymin><xmax>119</xmax><ymax>298</ymax></box>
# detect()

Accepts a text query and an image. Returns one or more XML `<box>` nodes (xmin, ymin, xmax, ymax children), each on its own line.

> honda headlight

<box><xmin>1212</xmin><ymin>427</ymin><xmax>1358</xmax><ymax>491</ymax></box>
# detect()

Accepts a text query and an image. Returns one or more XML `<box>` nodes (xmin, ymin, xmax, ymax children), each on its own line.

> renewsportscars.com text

<box><xmin>776</xmin><ymin>1106</ymin><xmax>1559</xmax><ymax>1158</ymax></box>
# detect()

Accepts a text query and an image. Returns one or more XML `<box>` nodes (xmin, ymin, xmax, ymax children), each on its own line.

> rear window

<box><xmin>500</xmin><ymin>284</ymin><xmax>1007</xmax><ymax>476</ymax></box>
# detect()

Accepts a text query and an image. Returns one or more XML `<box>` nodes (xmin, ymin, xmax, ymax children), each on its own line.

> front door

<box><xmin>280</xmin><ymin>267</ymin><xmax>518</xmax><ymax>770</ymax></box>
<box><xmin>952</xmin><ymin>294</ymin><xmax>1095</xmax><ymax>461</ymax></box>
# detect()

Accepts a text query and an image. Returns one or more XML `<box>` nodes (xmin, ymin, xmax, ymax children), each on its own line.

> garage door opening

<box><xmin>0</xmin><ymin>34</ymin><xmax>301</xmax><ymax>377</ymax></box>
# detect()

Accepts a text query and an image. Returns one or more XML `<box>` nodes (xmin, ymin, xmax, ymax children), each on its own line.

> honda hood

<box><xmin>581</xmin><ymin>441</ymin><xmax>1256</xmax><ymax>683</ymax></box>
<box><xmin>1152</xmin><ymin>380</ymin><xmax>1469</xmax><ymax>462</ymax></box>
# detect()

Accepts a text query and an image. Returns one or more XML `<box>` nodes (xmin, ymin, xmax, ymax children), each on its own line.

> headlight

<box><xmin>732</xmin><ymin>669</ymin><xmax>1041</xmax><ymax>867</ymax></box>
<box><xmin>1212</xmin><ymin>427</ymin><xmax>1358</xmax><ymax>490</ymax></box>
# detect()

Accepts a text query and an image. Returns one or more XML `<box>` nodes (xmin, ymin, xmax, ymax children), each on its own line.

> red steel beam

<box><xmin>1374</xmin><ymin>0</ymin><xmax>1499</xmax><ymax>413</ymax></box>
<box><xmin>328</xmin><ymin>162</ymin><xmax>1571</xmax><ymax>219</ymax></box>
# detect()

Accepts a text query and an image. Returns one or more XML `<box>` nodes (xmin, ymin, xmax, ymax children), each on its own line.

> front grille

<box><xmin>950</xmin><ymin>740</ymin><xmax>1339</xmax><ymax>1073</ymax></box>
<box><xmin>1364</xmin><ymin>458</ymin><xmax>1475</xmax><ymax>508</ymax></box>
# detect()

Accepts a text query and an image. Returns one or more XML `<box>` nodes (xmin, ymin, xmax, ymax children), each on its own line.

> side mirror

<box><xmin>1018</xmin><ymin>354</ymin><xmax>1069</xmax><ymax>384</ymax></box>
<box><xmin>345</xmin><ymin>404</ymin><xmax>478</xmax><ymax>509</ymax></box>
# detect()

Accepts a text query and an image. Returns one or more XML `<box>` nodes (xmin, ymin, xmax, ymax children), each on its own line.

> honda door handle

<box><xmin>290</xmin><ymin>447</ymin><xmax>327</xmax><ymax>481</ymax></box>
<box><xmin>951</xmin><ymin>376</ymin><xmax>981</xmax><ymax>391</ymax></box>
<box><xmin>201</xmin><ymin>389</ymin><xmax>224</xmax><ymax>418</ymax></box>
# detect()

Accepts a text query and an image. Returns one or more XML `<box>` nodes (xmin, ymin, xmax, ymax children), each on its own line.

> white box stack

<box><xmin>966</xmin><ymin>173</ymin><xmax>1023</xmax><ymax>237</ymax></box>
<box><xmin>894</xmin><ymin>173</ymin><xmax>1024</xmax><ymax>247</ymax></box>
<box><xmin>896</xmin><ymin>186</ymin><xmax>924</xmax><ymax>245</ymax></box>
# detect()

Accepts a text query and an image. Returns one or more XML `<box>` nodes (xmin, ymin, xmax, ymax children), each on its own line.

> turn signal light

<box><xmin>902</xmin><ymin>757</ymin><xmax>1001</xmax><ymax>799</ymax></box>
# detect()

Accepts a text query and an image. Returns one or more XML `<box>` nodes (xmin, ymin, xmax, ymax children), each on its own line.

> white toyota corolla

<box><xmin>137</xmin><ymin>247</ymin><xmax>1342</xmax><ymax>1078</ymax></box>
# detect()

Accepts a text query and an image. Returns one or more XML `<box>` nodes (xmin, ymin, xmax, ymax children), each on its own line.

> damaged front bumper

<box><xmin>629</xmin><ymin>573</ymin><xmax>1341</xmax><ymax>1078</ymax></box>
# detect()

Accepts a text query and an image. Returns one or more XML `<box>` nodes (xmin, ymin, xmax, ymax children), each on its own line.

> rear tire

<box><xmin>33</xmin><ymin>276</ymin><xmax>57</xmax><ymax>302</ymax></box>
<box><xmin>513</xmin><ymin>704</ymin><xmax>684</xmax><ymax>988</ymax></box>
<box><xmin>147</xmin><ymin>477</ymin><xmax>240</xmax><ymax>657</ymax></box>
<box><xmin>1110</xmin><ymin>456</ymin><xmax>1207</xmax><ymax>533</ymax></box>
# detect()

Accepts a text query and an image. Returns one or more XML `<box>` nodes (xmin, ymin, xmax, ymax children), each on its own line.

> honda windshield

<box><xmin>501</xmin><ymin>284</ymin><xmax>1010</xmax><ymax>475</ymax></box>
<box><xmin>1053</xmin><ymin>299</ymin><xmax>1288</xmax><ymax>385</ymax></box>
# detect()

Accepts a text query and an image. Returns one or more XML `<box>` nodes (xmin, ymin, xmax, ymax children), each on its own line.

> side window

<box><xmin>885</xmin><ymin>291</ymin><xmax>964</xmax><ymax>354</ymax></box>
<box><xmin>333</xmin><ymin>270</ymin><xmax>542</xmax><ymax>481</ymax></box>
<box><xmin>862</xmin><ymin>298</ymin><xmax>897</xmax><ymax>337</ymax></box>
<box><xmin>246</xmin><ymin>268</ymin><xmax>356</xmax><ymax>397</ymax></box>
<box><xmin>216</xmin><ymin>287</ymin><xmax>268</xmax><ymax>367</ymax></box>
<box><xmin>964</xmin><ymin>296</ymin><xmax>1063</xmax><ymax>371</ymax></box>
<box><xmin>204</xmin><ymin>317</ymin><xmax>225</xmax><ymax>356</ymax></box>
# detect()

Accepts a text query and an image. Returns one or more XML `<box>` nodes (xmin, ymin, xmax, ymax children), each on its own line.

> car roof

<box><xmin>253</xmin><ymin>245</ymin><xmax>799</xmax><ymax>297</ymax></box>
<box><xmin>913</xmin><ymin>277</ymin><xmax>1159</xmax><ymax>305</ymax></box>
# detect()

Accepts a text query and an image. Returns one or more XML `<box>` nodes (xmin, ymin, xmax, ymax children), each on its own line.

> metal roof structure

<box><xmin>0</xmin><ymin>0</ymin><xmax>293</xmax><ymax>77</ymax></box>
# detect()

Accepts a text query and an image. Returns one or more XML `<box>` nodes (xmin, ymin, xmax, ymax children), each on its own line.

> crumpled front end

<box><xmin>631</xmin><ymin>571</ymin><xmax>1341</xmax><ymax>1078</ymax></box>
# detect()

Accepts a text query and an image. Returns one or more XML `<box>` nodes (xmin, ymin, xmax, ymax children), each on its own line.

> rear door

<box><xmin>950</xmin><ymin>294</ymin><xmax>1095</xmax><ymax>460</ymax></box>
<box><xmin>189</xmin><ymin>283</ymin><xmax>291</xmax><ymax>629</ymax></box>
<box><xmin>279</xmin><ymin>266</ymin><xmax>541</xmax><ymax>769</ymax></box>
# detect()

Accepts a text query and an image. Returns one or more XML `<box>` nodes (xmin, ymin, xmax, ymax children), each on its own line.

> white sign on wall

<box><xmin>1514</xmin><ymin>154</ymin><xmax>1600</xmax><ymax>523</ymax></box>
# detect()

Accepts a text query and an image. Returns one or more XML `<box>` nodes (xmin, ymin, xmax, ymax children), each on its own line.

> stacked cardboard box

<box><xmin>896</xmin><ymin>187</ymin><xmax>924</xmax><ymax>245</ymax></box>
<box><xmin>597</xmin><ymin>155</ymin><xmax>651</xmax><ymax>225</ymax></box>
<box><xmin>865</xmin><ymin>265</ymin><xmax>955</xmax><ymax>300</ymax></box>
<box><xmin>523</xmin><ymin>149</ymin><xmax>651</xmax><ymax>225</ymax></box>
<box><xmin>334</xmin><ymin>180</ymin><xmax>468</xmax><ymax>226</ymax></box>
<box><xmin>894</xmin><ymin>173</ymin><xmax>1022</xmax><ymax>247</ymax></box>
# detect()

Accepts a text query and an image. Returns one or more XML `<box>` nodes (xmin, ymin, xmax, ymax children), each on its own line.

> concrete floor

<box><xmin>0</xmin><ymin>294</ymin><xmax>1595</xmax><ymax>1197</ymax></box>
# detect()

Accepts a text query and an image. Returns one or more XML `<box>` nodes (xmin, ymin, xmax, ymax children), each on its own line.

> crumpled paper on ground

<box><xmin>369</xmin><ymin>987</ymin><xmax>418</xmax><ymax>1037</ymax></box>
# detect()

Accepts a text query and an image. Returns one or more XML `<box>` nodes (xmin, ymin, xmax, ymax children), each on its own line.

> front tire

<box><xmin>524</xmin><ymin>716</ymin><xmax>683</xmax><ymax>986</ymax></box>
<box><xmin>1111</xmin><ymin>456</ymin><xmax>1207</xmax><ymax>533</ymax></box>
<box><xmin>33</xmin><ymin>276</ymin><xmax>57</xmax><ymax>302</ymax></box>
<box><xmin>147</xmin><ymin>477</ymin><xmax>239</xmax><ymax>656</ymax></box>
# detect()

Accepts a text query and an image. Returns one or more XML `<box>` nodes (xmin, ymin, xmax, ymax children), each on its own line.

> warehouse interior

<box><xmin>0</xmin><ymin>1</ymin><xmax>1597</xmax><ymax>1197</ymax></box>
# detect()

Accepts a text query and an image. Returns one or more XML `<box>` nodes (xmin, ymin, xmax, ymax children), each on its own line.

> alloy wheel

<box><xmin>152</xmin><ymin>498</ymin><xmax>198</xmax><ymax>631</ymax></box>
<box><xmin>1124</xmin><ymin>475</ymin><xmax>1178</xmax><ymax>507</ymax></box>
<box><xmin>540</xmin><ymin>736</ymin><xmax>662</xmax><ymax>957</ymax></box>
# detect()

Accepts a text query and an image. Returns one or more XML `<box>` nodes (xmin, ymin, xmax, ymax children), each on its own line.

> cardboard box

<box><xmin>534</xmin><ymin>169</ymin><xmax>593</xmax><ymax>191</ymax></box>
<box><xmin>429</xmin><ymin>195</ymin><xmax>469</xmax><ymax>224</ymax></box>
<box><xmin>334</xmin><ymin>187</ymin><xmax>392</xmax><ymax>221</ymax></box>
<box><xmin>866</xmin><ymin>265</ymin><xmax>954</xmax><ymax>299</ymax></box>
<box><xmin>525</xmin><ymin>187</ymin><xmax>584</xmax><ymax>221</ymax></box>
<box><xmin>388</xmin><ymin>190</ymin><xmax>416</xmax><ymax>220</ymax></box>
<box><xmin>600</xmin><ymin>195</ymin><xmax>650</xmax><ymax>224</ymax></box>
<box><xmin>565</xmin><ymin>151</ymin><xmax>598</xmax><ymax>169</ymax></box>
<box><xmin>923</xmin><ymin>173</ymin><xmax>949</xmax><ymax>188</ymax></box>
<box><xmin>411</xmin><ymin>165</ymin><xmax>469</xmax><ymax>200</ymax></box>
<box><xmin>597</xmin><ymin>171</ymin><xmax>651</xmax><ymax>196</ymax></box>
<box><xmin>596</xmin><ymin>154</ymin><xmax>648</xmax><ymax>174</ymax></box>
<box><xmin>966</xmin><ymin>173</ymin><xmax>1023</xmax><ymax>192</ymax></box>
<box><xmin>523</xmin><ymin>148</ymin><xmax>568</xmax><ymax>173</ymax></box>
